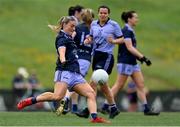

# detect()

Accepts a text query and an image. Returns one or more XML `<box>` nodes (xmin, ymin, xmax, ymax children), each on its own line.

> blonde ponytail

<box><xmin>48</xmin><ymin>16</ymin><xmax>66</xmax><ymax>33</ymax></box>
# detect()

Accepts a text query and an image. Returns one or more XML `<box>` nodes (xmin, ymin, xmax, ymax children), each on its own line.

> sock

<box><xmin>91</xmin><ymin>113</ymin><xmax>97</xmax><ymax>120</ymax></box>
<box><xmin>143</xmin><ymin>104</ymin><xmax>150</xmax><ymax>112</ymax></box>
<box><xmin>31</xmin><ymin>97</ymin><xmax>37</xmax><ymax>104</ymax></box>
<box><xmin>109</xmin><ymin>104</ymin><xmax>117</xmax><ymax>113</ymax></box>
<box><xmin>65</xmin><ymin>97</ymin><xmax>70</xmax><ymax>102</ymax></box>
<box><xmin>102</xmin><ymin>103</ymin><xmax>109</xmax><ymax>110</ymax></box>
<box><xmin>72</xmin><ymin>104</ymin><xmax>78</xmax><ymax>112</ymax></box>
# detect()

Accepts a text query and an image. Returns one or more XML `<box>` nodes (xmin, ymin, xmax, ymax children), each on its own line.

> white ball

<box><xmin>91</xmin><ymin>69</ymin><xmax>109</xmax><ymax>85</ymax></box>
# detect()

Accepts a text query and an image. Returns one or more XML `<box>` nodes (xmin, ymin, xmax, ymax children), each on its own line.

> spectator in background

<box><xmin>27</xmin><ymin>70</ymin><xmax>41</xmax><ymax>90</ymax></box>
<box><xmin>12</xmin><ymin>67</ymin><xmax>29</xmax><ymax>99</ymax></box>
<box><xmin>26</xmin><ymin>70</ymin><xmax>45</xmax><ymax>109</ymax></box>
<box><xmin>127</xmin><ymin>80</ymin><xmax>149</xmax><ymax>112</ymax></box>
<box><xmin>26</xmin><ymin>70</ymin><xmax>44</xmax><ymax>97</ymax></box>
<box><xmin>126</xmin><ymin>80</ymin><xmax>138</xmax><ymax>112</ymax></box>
<box><xmin>13</xmin><ymin>67</ymin><xmax>48</xmax><ymax>110</ymax></box>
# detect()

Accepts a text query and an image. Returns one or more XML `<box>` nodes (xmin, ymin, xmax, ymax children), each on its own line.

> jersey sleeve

<box><xmin>123</xmin><ymin>30</ymin><xmax>132</xmax><ymax>41</ymax></box>
<box><xmin>56</xmin><ymin>38</ymin><xmax>67</xmax><ymax>49</ymax></box>
<box><xmin>114</xmin><ymin>22</ymin><xmax>123</xmax><ymax>38</ymax></box>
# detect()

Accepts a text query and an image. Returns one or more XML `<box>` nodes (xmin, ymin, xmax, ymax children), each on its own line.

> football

<box><xmin>91</xmin><ymin>69</ymin><xmax>109</xmax><ymax>85</ymax></box>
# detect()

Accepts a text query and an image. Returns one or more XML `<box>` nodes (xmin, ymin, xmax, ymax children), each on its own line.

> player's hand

<box><xmin>61</xmin><ymin>61</ymin><xmax>66</xmax><ymax>68</ymax></box>
<box><xmin>139</xmin><ymin>56</ymin><xmax>152</xmax><ymax>66</ymax></box>
<box><xmin>72</xmin><ymin>31</ymin><xmax>76</xmax><ymax>39</ymax></box>
<box><xmin>84</xmin><ymin>36</ymin><xmax>91</xmax><ymax>44</ymax></box>
<box><xmin>61</xmin><ymin>60</ymin><xmax>67</xmax><ymax>68</ymax></box>
<box><xmin>107</xmin><ymin>36</ymin><xmax>114</xmax><ymax>44</ymax></box>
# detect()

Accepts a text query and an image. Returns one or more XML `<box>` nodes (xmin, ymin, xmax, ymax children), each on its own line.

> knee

<box><xmin>102</xmin><ymin>87</ymin><xmax>113</xmax><ymax>98</ymax></box>
<box><xmin>86</xmin><ymin>90</ymin><xmax>96</xmax><ymax>100</ymax></box>
<box><xmin>114</xmin><ymin>80</ymin><xmax>124</xmax><ymax>90</ymax></box>
<box><xmin>137</xmin><ymin>82</ymin><xmax>145</xmax><ymax>90</ymax></box>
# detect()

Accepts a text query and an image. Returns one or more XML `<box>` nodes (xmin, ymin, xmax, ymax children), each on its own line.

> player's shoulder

<box><xmin>56</xmin><ymin>31</ymin><xmax>65</xmax><ymax>39</ymax></box>
<box><xmin>109</xmin><ymin>19</ymin><xmax>119</xmax><ymax>26</ymax></box>
<box><xmin>122</xmin><ymin>26</ymin><xmax>134</xmax><ymax>36</ymax></box>
<box><xmin>56</xmin><ymin>31</ymin><xmax>69</xmax><ymax>43</ymax></box>
<box><xmin>91</xmin><ymin>20</ymin><xmax>98</xmax><ymax>26</ymax></box>
<box><xmin>76</xmin><ymin>23</ymin><xmax>84</xmax><ymax>28</ymax></box>
<box><xmin>76</xmin><ymin>23</ymin><xmax>87</xmax><ymax>30</ymax></box>
<box><xmin>123</xmin><ymin>24</ymin><xmax>134</xmax><ymax>33</ymax></box>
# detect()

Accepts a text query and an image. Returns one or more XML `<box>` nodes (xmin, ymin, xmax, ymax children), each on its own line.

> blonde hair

<box><xmin>81</xmin><ymin>8</ymin><xmax>94</xmax><ymax>24</ymax></box>
<box><xmin>48</xmin><ymin>16</ymin><xmax>76</xmax><ymax>33</ymax></box>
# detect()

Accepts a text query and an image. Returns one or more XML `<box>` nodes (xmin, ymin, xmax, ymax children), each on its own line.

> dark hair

<box><xmin>74</xmin><ymin>5</ymin><xmax>84</xmax><ymax>13</ymax></box>
<box><xmin>68</xmin><ymin>6</ymin><xmax>75</xmax><ymax>16</ymax></box>
<box><xmin>68</xmin><ymin>5</ymin><xmax>84</xmax><ymax>16</ymax></box>
<box><xmin>121</xmin><ymin>11</ymin><xmax>136</xmax><ymax>23</ymax></box>
<box><xmin>98</xmin><ymin>5</ymin><xmax>110</xmax><ymax>14</ymax></box>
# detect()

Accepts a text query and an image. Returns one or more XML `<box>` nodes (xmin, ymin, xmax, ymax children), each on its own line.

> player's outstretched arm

<box><xmin>125</xmin><ymin>39</ymin><xmax>151</xmax><ymax>66</ymax></box>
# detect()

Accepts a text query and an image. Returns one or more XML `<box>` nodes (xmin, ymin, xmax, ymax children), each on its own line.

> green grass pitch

<box><xmin>0</xmin><ymin>112</ymin><xmax>180</xmax><ymax>126</ymax></box>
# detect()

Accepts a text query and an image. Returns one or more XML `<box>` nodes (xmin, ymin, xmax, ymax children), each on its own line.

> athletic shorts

<box><xmin>54</xmin><ymin>70</ymin><xmax>86</xmax><ymax>91</ymax></box>
<box><xmin>78</xmin><ymin>59</ymin><xmax>91</xmax><ymax>77</ymax></box>
<box><xmin>117</xmin><ymin>63</ymin><xmax>141</xmax><ymax>76</ymax></box>
<box><xmin>92</xmin><ymin>51</ymin><xmax>114</xmax><ymax>75</ymax></box>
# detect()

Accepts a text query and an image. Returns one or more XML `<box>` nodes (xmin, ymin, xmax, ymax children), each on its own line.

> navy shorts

<box><xmin>92</xmin><ymin>51</ymin><xmax>114</xmax><ymax>75</ymax></box>
<box><xmin>54</xmin><ymin>70</ymin><xmax>86</xmax><ymax>91</ymax></box>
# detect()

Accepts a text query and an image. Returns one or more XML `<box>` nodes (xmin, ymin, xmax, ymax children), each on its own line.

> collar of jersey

<box><xmin>97</xmin><ymin>18</ymin><xmax>110</xmax><ymax>27</ymax></box>
<box><xmin>60</xmin><ymin>30</ymin><xmax>72</xmax><ymax>39</ymax></box>
<box><xmin>125</xmin><ymin>23</ymin><xmax>135</xmax><ymax>33</ymax></box>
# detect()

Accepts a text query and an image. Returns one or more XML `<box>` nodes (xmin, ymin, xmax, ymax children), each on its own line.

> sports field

<box><xmin>0</xmin><ymin>112</ymin><xmax>180</xmax><ymax>126</ymax></box>
<box><xmin>0</xmin><ymin>0</ymin><xmax>180</xmax><ymax>90</ymax></box>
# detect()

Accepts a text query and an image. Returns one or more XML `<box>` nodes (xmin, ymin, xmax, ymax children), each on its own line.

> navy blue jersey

<box><xmin>74</xmin><ymin>23</ymin><xmax>93</xmax><ymax>62</ymax></box>
<box><xmin>55</xmin><ymin>31</ymin><xmax>80</xmax><ymax>73</ymax></box>
<box><xmin>118</xmin><ymin>24</ymin><xmax>137</xmax><ymax>65</ymax></box>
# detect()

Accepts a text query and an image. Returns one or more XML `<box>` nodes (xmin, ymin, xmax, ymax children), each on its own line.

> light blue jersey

<box><xmin>90</xmin><ymin>19</ymin><xmax>123</xmax><ymax>54</ymax></box>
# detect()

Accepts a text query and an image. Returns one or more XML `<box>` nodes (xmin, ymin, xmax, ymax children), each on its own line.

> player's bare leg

<box><xmin>71</xmin><ymin>92</ymin><xmax>79</xmax><ymax>113</ymax></box>
<box><xmin>17</xmin><ymin>82</ymin><xmax>67</xmax><ymax>110</ymax></box>
<box><xmin>73</xmin><ymin>82</ymin><xmax>110</xmax><ymax>123</ymax></box>
<box><xmin>100</xmin><ymin>83</ymin><xmax>120</xmax><ymax>118</ymax></box>
<box><xmin>132</xmin><ymin>71</ymin><xmax>160</xmax><ymax>116</ymax></box>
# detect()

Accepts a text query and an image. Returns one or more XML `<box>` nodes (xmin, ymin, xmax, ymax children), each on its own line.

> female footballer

<box><xmin>61</xmin><ymin>8</ymin><xmax>95</xmax><ymax>114</ymax></box>
<box><xmin>109</xmin><ymin>11</ymin><xmax>159</xmax><ymax>115</ymax></box>
<box><xmin>17</xmin><ymin>16</ymin><xmax>110</xmax><ymax>123</ymax></box>
<box><xmin>82</xmin><ymin>5</ymin><xmax>124</xmax><ymax>119</ymax></box>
